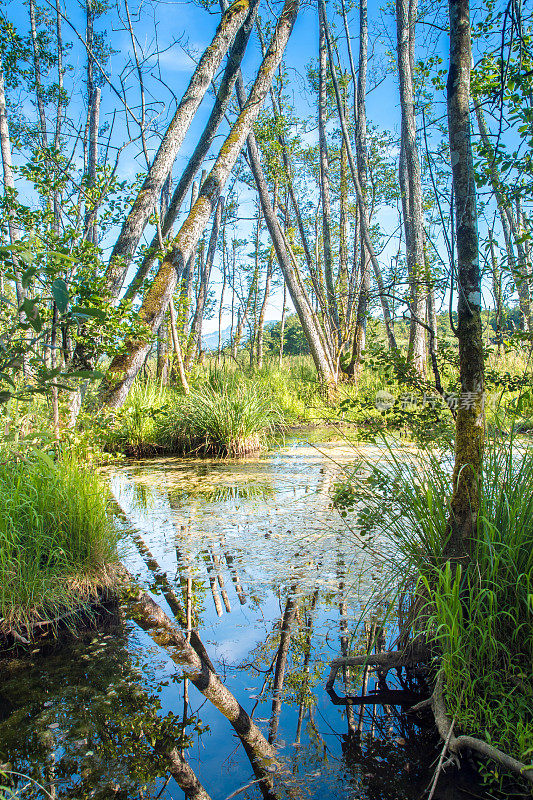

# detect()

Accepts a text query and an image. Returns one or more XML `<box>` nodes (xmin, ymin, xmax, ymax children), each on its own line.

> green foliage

<box><xmin>0</xmin><ymin>452</ymin><xmax>119</xmax><ymax>634</ymax></box>
<box><xmin>266</xmin><ymin>315</ymin><xmax>310</xmax><ymax>356</ymax></box>
<box><xmin>164</xmin><ymin>377</ymin><xmax>281</xmax><ymax>456</ymax></box>
<box><xmin>332</xmin><ymin>435</ymin><xmax>533</xmax><ymax>774</ymax></box>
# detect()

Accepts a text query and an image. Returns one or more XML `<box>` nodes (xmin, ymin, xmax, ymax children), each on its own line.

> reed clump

<box><xmin>0</xmin><ymin>451</ymin><xmax>120</xmax><ymax>638</ymax></box>
<box><xmin>105</xmin><ymin>372</ymin><xmax>281</xmax><ymax>457</ymax></box>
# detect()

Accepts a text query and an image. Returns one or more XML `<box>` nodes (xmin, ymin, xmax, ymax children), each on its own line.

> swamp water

<box><xmin>0</xmin><ymin>436</ymin><xmax>485</xmax><ymax>799</ymax></box>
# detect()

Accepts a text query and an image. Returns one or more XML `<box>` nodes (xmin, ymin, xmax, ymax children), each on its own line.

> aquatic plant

<box><xmin>0</xmin><ymin>452</ymin><xmax>119</xmax><ymax>636</ymax></box>
<box><xmin>168</xmin><ymin>382</ymin><xmax>280</xmax><ymax>456</ymax></box>
<box><xmin>104</xmin><ymin>381</ymin><xmax>180</xmax><ymax>457</ymax></box>
<box><xmin>332</xmin><ymin>435</ymin><xmax>533</xmax><ymax>771</ymax></box>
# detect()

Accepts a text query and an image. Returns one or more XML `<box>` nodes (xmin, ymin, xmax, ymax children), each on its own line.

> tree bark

<box><xmin>122</xmin><ymin>2</ymin><xmax>258</xmax><ymax>304</ymax></box>
<box><xmin>187</xmin><ymin>197</ymin><xmax>224</xmax><ymax>367</ymax></box>
<box><xmin>104</xmin><ymin>0</ymin><xmax>251</xmax><ymax>298</ymax></box>
<box><xmin>349</xmin><ymin>0</ymin><xmax>372</xmax><ymax>377</ymax></box>
<box><xmin>318</xmin><ymin>1</ymin><xmax>341</xmax><ymax>345</ymax></box>
<box><xmin>474</xmin><ymin>102</ymin><xmax>531</xmax><ymax>331</ymax></box>
<box><xmin>447</xmin><ymin>0</ymin><xmax>484</xmax><ymax>557</ymax></box>
<box><xmin>396</xmin><ymin>0</ymin><xmax>427</xmax><ymax>374</ymax></box>
<box><xmin>321</xmin><ymin>4</ymin><xmax>397</xmax><ymax>352</ymax></box>
<box><xmin>99</xmin><ymin>0</ymin><xmax>301</xmax><ymax>407</ymax></box>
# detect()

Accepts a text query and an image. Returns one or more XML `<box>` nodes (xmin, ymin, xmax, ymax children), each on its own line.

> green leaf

<box><xmin>22</xmin><ymin>298</ymin><xmax>42</xmax><ymax>332</ymax></box>
<box><xmin>0</xmin><ymin>372</ymin><xmax>16</xmax><ymax>388</ymax></box>
<box><xmin>0</xmin><ymin>391</ymin><xmax>11</xmax><ymax>404</ymax></box>
<box><xmin>71</xmin><ymin>307</ymin><xmax>107</xmax><ymax>321</ymax></box>
<box><xmin>32</xmin><ymin>448</ymin><xmax>57</xmax><ymax>471</ymax></box>
<box><xmin>52</xmin><ymin>278</ymin><xmax>69</xmax><ymax>314</ymax></box>
<box><xmin>22</xmin><ymin>266</ymin><xmax>38</xmax><ymax>289</ymax></box>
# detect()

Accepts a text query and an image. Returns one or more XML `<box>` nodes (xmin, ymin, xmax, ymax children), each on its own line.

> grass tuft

<box><xmin>0</xmin><ymin>452</ymin><xmax>120</xmax><ymax>637</ymax></box>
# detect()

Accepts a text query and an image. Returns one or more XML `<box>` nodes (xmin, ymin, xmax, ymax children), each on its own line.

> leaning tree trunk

<box><xmin>104</xmin><ymin>0</ymin><xmax>251</xmax><ymax>298</ymax></box>
<box><xmin>123</xmin><ymin>0</ymin><xmax>258</xmax><ymax>304</ymax></box>
<box><xmin>447</xmin><ymin>0</ymin><xmax>483</xmax><ymax>558</ymax></box>
<box><xmin>99</xmin><ymin>0</ymin><xmax>301</xmax><ymax>408</ymax></box>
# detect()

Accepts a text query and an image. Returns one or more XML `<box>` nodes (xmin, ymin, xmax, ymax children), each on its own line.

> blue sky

<box><xmin>6</xmin><ymin>0</ymin><xmax>482</xmax><ymax>334</ymax></box>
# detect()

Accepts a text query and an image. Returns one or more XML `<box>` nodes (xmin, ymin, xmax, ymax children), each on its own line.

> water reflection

<box><xmin>0</xmin><ymin>437</ymin><xmax>497</xmax><ymax>799</ymax></box>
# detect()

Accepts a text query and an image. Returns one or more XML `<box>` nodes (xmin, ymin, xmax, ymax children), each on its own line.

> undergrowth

<box><xmin>332</xmin><ymin>434</ymin><xmax>533</xmax><ymax>777</ymax></box>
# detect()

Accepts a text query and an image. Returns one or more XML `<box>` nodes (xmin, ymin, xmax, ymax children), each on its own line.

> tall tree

<box><xmin>396</xmin><ymin>0</ymin><xmax>427</xmax><ymax>375</ymax></box>
<box><xmin>447</xmin><ymin>0</ymin><xmax>484</xmax><ymax>556</ymax></box>
<box><xmin>99</xmin><ymin>0</ymin><xmax>301</xmax><ymax>407</ymax></box>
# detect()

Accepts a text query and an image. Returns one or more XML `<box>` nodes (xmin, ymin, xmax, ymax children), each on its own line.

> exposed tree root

<box><xmin>325</xmin><ymin>642</ymin><xmax>430</xmax><ymax>691</ymax></box>
<box><xmin>415</xmin><ymin>673</ymin><xmax>533</xmax><ymax>788</ymax></box>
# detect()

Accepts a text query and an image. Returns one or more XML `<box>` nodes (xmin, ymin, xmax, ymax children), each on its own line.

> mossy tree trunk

<box><xmin>122</xmin><ymin>0</ymin><xmax>258</xmax><ymax>304</ymax></box>
<box><xmin>104</xmin><ymin>0</ymin><xmax>251</xmax><ymax>298</ymax></box>
<box><xmin>99</xmin><ymin>0</ymin><xmax>301</xmax><ymax>408</ymax></box>
<box><xmin>447</xmin><ymin>0</ymin><xmax>484</xmax><ymax>557</ymax></box>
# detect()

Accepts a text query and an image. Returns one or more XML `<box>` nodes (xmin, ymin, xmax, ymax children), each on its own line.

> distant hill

<box><xmin>201</xmin><ymin>320</ymin><xmax>278</xmax><ymax>352</ymax></box>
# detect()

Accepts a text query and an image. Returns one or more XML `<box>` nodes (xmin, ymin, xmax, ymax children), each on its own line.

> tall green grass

<box><xmin>0</xmin><ymin>452</ymin><xmax>119</xmax><ymax>635</ymax></box>
<box><xmin>103</xmin><ymin>372</ymin><xmax>282</xmax><ymax>457</ymax></box>
<box><xmin>164</xmin><ymin>379</ymin><xmax>281</xmax><ymax>456</ymax></box>
<box><xmin>332</xmin><ymin>436</ymin><xmax>533</xmax><ymax>768</ymax></box>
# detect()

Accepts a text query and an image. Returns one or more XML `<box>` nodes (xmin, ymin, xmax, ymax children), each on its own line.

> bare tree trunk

<box><xmin>157</xmin><ymin>316</ymin><xmax>171</xmax><ymax>385</ymax></box>
<box><xmin>187</xmin><ymin>196</ymin><xmax>224</xmax><ymax>367</ymax></box>
<box><xmin>85</xmin><ymin>86</ymin><xmax>101</xmax><ymax>244</ymax></box>
<box><xmin>104</xmin><ymin>0</ymin><xmax>251</xmax><ymax>297</ymax></box>
<box><xmin>348</xmin><ymin>0</ymin><xmax>371</xmax><ymax>377</ymax></box>
<box><xmin>217</xmin><ymin>225</ymin><xmax>228</xmax><ymax>364</ymax></box>
<box><xmin>318</xmin><ymin>1</ymin><xmax>341</xmax><ymax>346</ymax></box>
<box><xmin>269</xmin><ymin>590</ymin><xmax>298</xmax><ymax>743</ymax></box>
<box><xmin>0</xmin><ymin>54</ymin><xmax>24</xmax><ymax>310</ymax></box>
<box><xmin>169</xmin><ymin>298</ymin><xmax>190</xmax><ymax>395</ymax></box>
<box><xmin>447</xmin><ymin>0</ymin><xmax>483</xmax><ymax>557</ymax></box>
<box><xmin>488</xmin><ymin>229</ymin><xmax>502</xmax><ymax>351</ymax></box>
<box><xmin>338</xmin><ymin>137</ymin><xmax>349</xmax><ymax>334</ymax></box>
<box><xmin>474</xmin><ymin>102</ymin><xmax>531</xmax><ymax>331</ymax></box>
<box><xmin>241</xmin><ymin>114</ymin><xmax>337</xmax><ymax>387</ymax></box>
<box><xmin>396</xmin><ymin>0</ymin><xmax>427</xmax><ymax>375</ymax></box>
<box><xmin>279</xmin><ymin>283</ymin><xmax>287</xmax><ymax>366</ymax></box>
<box><xmin>257</xmin><ymin>246</ymin><xmax>273</xmax><ymax>370</ymax></box>
<box><xmin>29</xmin><ymin>0</ymin><xmax>48</xmax><ymax>148</ymax></box>
<box><xmin>99</xmin><ymin>0</ymin><xmax>301</xmax><ymax>408</ymax></box>
<box><xmin>321</xmin><ymin>2</ymin><xmax>398</xmax><ymax>353</ymax></box>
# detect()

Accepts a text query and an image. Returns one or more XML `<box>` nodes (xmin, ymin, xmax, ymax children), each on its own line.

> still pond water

<box><xmin>0</xmin><ymin>435</ymin><xmax>489</xmax><ymax>799</ymax></box>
